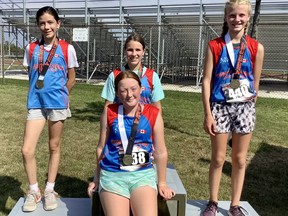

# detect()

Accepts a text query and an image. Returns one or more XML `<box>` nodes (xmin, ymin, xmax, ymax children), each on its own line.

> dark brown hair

<box><xmin>124</xmin><ymin>33</ymin><xmax>146</xmax><ymax>50</ymax></box>
<box><xmin>36</xmin><ymin>6</ymin><xmax>60</xmax><ymax>25</ymax></box>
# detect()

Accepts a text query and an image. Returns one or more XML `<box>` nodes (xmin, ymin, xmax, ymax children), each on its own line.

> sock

<box><xmin>45</xmin><ymin>182</ymin><xmax>55</xmax><ymax>192</ymax></box>
<box><xmin>29</xmin><ymin>183</ymin><xmax>39</xmax><ymax>192</ymax></box>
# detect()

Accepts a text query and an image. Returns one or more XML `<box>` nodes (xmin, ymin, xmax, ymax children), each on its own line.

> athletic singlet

<box><xmin>99</xmin><ymin>104</ymin><xmax>159</xmax><ymax>172</ymax></box>
<box><xmin>209</xmin><ymin>36</ymin><xmax>258</xmax><ymax>103</ymax></box>
<box><xmin>27</xmin><ymin>41</ymin><xmax>69</xmax><ymax>109</ymax></box>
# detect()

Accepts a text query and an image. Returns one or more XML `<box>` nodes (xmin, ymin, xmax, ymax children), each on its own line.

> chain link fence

<box><xmin>1</xmin><ymin>22</ymin><xmax>287</xmax><ymax>98</ymax></box>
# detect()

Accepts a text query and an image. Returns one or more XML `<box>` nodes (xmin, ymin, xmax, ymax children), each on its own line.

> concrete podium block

<box><xmin>8</xmin><ymin>197</ymin><xmax>91</xmax><ymax>216</ymax></box>
<box><xmin>186</xmin><ymin>200</ymin><xmax>259</xmax><ymax>216</ymax></box>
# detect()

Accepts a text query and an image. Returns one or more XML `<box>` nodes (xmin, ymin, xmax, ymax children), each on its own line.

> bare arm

<box><xmin>152</xmin><ymin>101</ymin><xmax>162</xmax><ymax>115</ymax></box>
<box><xmin>202</xmin><ymin>46</ymin><xmax>216</xmax><ymax>136</ymax></box>
<box><xmin>88</xmin><ymin>104</ymin><xmax>109</xmax><ymax>197</ymax></box>
<box><xmin>98</xmin><ymin>100</ymin><xmax>113</xmax><ymax>148</ymax></box>
<box><xmin>253</xmin><ymin>43</ymin><xmax>265</xmax><ymax>103</ymax></box>
<box><xmin>66</xmin><ymin>67</ymin><xmax>76</xmax><ymax>93</ymax></box>
<box><xmin>153</xmin><ymin>111</ymin><xmax>175</xmax><ymax>200</ymax></box>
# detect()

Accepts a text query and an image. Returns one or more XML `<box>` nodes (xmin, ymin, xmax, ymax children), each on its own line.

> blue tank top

<box><xmin>100</xmin><ymin>104</ymin><xmax>159</xmax><ymax>172</ymax></box>
<box><xmin>210</xmin><ymin>38</ymin><xmax>257</xmax><ymax>102</ymax></box>
<box><xmin>27</xmin><ymin>43</ymin><xmax>69</xmax><ymax>109</ymax></box>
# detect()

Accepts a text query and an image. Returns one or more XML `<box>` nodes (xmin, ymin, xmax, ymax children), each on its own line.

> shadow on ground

<box><xmin>199</xmin><ymin>142</ymin><xmax>288</xmax><ymax>216</ymax></box>
<box><xmin>71</xmin><ymin>101</ymin><xmax>104</xmax><ymax>122</ymax></box>
<box><xmin>55</xmin><ymin>173</ymin><xmax>91</xmax><ymax>198</ymax></box>
<box><xmin>242</xmin><ymin>142</ymin><xmax>288</xmax><ymax>216</ymax></box>
<box><xmin>0</xmin><ymin>176</ymin><xmax>24</xmax><ymax>215</ymax></box>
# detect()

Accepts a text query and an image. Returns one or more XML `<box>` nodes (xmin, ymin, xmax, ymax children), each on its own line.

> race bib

<box><xmin>119</xmin><ymin>146</ymin><xmax>150</xmax><ymax>171</ymax></box>
<box><xmin>222</xmin><ymin>79</ymin><xmax>255</xmax><ymax>103</ymax></box>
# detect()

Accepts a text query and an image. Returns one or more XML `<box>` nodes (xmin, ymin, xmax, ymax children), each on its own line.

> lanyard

<box><xmin>225</xmin><ymin>33</ymin><xmax>246</xmax><ymax>76</ymax></box>
<box><xmin>38</xmin><ymin>38</ymin><xmax>58</xmax><ymax>80</ymax></box>
<box><xmin>118</xmin><ymin>104</ymin><xmax>142</xmax><ymax>153</ymax></box>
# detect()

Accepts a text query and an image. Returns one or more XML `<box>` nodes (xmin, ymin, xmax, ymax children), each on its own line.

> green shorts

<box><xmin>99</xmin><ymin>168</ymin><xmax>157</xmax><ymax>199</ymax></box>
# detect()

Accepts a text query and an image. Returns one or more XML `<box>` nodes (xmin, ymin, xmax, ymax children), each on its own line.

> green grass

<box><xmin>0</xmin><ymin>79</ymin><xmax>288</xmax><ymax>216</ymax></box>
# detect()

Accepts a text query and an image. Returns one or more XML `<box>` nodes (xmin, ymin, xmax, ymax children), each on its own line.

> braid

<box><xmin>221</xmin><ymin>21</ymin><xmax>229</xmax><ymax>37</ymax></box>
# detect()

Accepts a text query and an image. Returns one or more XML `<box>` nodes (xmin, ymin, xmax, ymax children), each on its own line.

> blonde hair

<box><xmin>221</xmin><ymin>0</ymin><xmax>252</xmax><ymax>37</ymax></box>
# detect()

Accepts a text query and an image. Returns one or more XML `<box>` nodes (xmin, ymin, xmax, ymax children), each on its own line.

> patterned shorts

<box><xmin>210</xmin><ymin>101</ymin><xmax>256</xmax><ymax>134</ymax></box>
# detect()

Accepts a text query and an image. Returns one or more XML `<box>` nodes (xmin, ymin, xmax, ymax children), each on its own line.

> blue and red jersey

<box><xmin>209</xmin><ymin>36</ymin><xmax>258</xmax><ymax>102</ymax></box>
<box><xmin>99</xmin><ymin>103</ymin><xmax>159</xmax><ymax>172</ymax></box>
<box><xmin>27</xmin><ymin>40</ymin><xmax>69</xmax><ymax>109</ymax></box>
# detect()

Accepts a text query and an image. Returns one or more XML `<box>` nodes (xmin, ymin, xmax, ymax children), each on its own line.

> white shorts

<box><xmin>27</xmin><ymin>108</ymin><xmax>71</xmax><ymax>121</ymax></box>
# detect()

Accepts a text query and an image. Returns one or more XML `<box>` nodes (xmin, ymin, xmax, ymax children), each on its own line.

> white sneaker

<box><xmin>44</xmin><ymin>190</ymin><xmax>58</xmax><ymax>211</ymax></box>
<box><xmin>22</xmin><ymin>189</ymin><xmax>42</xmax><ymax>212</ymax></box>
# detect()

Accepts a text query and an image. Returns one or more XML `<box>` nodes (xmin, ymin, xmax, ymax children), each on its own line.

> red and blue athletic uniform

<box><xmin>100</xmin><ymin>103</ymin><xmax>159</xmax><ymax>172</ymax></box>
<box><xmin>209</xmin><ymin>36</ymin><xmax>258</xmax><ymax>102</ymax></box>
<box><xmin>27</xmin><ymin>40</ymin><xmax>69</xmax><ymax>109</ymax></box>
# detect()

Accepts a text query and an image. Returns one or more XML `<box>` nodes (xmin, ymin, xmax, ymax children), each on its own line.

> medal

<box><xmin>230</xmin><ymin>79</ymin><xmax>240</xmax><ymax>89</ymax></box>
<box><xmin>36</xmin><ymin>80</ymin><xmax>44</xmax><ymax>89</ymax></box>
<box><xmin>123</xmin><ymin>154</ymin><xmax>133</xmax><ymax>166</ymax></box>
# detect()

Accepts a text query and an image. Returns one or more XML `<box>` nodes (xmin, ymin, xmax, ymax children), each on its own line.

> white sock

<box><xmin>29</xmin><ymin>183</ymin><xmax>39</xmax><ymax>192</ymax></box>
<box><xmin>45</xmin><ymin>182</ymin><xmax>55</xmax><ymax>192</ymax></box>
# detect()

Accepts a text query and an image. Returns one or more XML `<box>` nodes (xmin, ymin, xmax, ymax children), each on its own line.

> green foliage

<box><xmin>0</xmin><ymin>79</ymin><xmax>287</xmax><ymax>216</ymax></box>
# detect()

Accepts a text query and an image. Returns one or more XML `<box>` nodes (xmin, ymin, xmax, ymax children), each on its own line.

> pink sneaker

<box><xmin>22</xmin><ymin>189</ymin><xmax>42</xmax><ymax>212</ymax></box>
<box><xmin>44</xmin><ymin>190</ymin><xmax>58</xmax><ymax>211</ymax></box>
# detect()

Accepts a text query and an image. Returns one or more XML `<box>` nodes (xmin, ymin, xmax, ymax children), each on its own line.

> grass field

<box><xmin>0</xmin><ymin>79</ymin><xmax>287</xmax><ymax>216</ymax></box>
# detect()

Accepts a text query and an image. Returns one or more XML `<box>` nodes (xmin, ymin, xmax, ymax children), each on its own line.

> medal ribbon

<box><xmin>225</xmin><ymin>33</ymin><xmax>246</xmax><ymax>78</ymax></box>
<box><xmin>38</xmin><ymin>38</ymin><xmax>58</xmax><ymax>81</ymax></box>
<box><xmin>118</xmin><ymin>104</ymin><xmax>142</xmax><ymax>153</ymax></box>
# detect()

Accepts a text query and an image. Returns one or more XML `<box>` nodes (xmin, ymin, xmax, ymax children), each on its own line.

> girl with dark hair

<box><xmin>21</xmin><ymin>6</ymin><xmax>78</xmax><ymax>212</ymax></box>
<box><xmin>201</xmin><ymin>1</ymin><xmax>264</xmax><ymax>215</ymax></box>
<box><xmin>88</xmin><ymin>70</ymin><xmax>174</xmax><ymax>216</ymax></box>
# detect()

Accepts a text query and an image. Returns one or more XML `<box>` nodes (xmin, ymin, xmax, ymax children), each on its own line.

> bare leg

<box><xmin>100</xmin><ymin>191</ymin><xmax>130</xmax><ymax>216</ymax></box>
<box><xmin>22</xmin><ymin>119</ymin><xmax>46</xmax><ymax>185</ymax></box>
<box><xmin>47</xmin><ymin>120</ymin><xmax>64</xmax><ymax>184</ymax></box>
<box><xmin>230</xmin><ymin>133</ymin><xmax>251</xmax><ymax>206</ymax></box>
<box><xmin>130</xmin><ymin>186</ymin><xmax>157</xmax><ymax>216</ymax></box>
<box><xmin>209</xmin><ymin>133</ymin><xmax>229</xmax><ymax>202</ymax></box>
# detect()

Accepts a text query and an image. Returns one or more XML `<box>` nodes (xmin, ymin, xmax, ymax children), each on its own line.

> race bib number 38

<box><xmin>119</xmin><ymin>148</ymin><xmax>150</xmax><ymax>171</ymax></box>
<box><xmin>222</xmin><ymin>79</ymin><xmax>255</xmax><ymax>103</ymax></box>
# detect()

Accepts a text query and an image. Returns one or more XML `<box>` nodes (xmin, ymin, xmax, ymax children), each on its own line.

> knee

<box><xmin>49</xmin><ymin>140</ymin><xmax>61</xmax><ymax>153</ymax></box>
<box><xmin>232</xmin><ymin>155</ymin><xmax>246</xmax><ymax>169</ymax></box>
<box><xmin>21</xmin><ymin>146</ymin><xmax>35</xmax><ymax>158</ymax></box>
<box><xmin>211</xmin><ymin>155</ymin><xmax>226</xmax><ymax>168</ymax></box>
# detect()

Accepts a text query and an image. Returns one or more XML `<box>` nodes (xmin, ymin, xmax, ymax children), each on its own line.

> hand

<box><xmin>158</xmin><ymin>183</ymin><xmax>176</xmax><ymax>200</ymax></box>
<box><xmin>203</xmin><ymin>115</ymin><xmax>216</xmax><ymax>136</ymax></box>
<box><xmin>87</xmin><ymin>181</ymin><xmax>98</xmax><ymax>198</ymax></box>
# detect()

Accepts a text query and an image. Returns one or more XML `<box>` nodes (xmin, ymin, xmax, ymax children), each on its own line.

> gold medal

<box><xmin>123</xmin><ymin>154</ymin><xmax>133</xmax><ymax>166</ymax></box>
<box><xmin>36</xmin><ymin>80</ymin><xmax>44</xmax><ymax>89</ymax></box>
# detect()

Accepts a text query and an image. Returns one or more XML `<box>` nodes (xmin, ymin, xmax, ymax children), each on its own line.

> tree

<box><xmin>250</xmin><ymin>0</ymin><xmax>261</xmax><ymax>39</ymax></box>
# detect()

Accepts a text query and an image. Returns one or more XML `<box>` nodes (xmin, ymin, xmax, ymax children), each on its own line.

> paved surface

<box><xmin>3</xmin><ymin>73</ymin><xmax>288</xmax><ymax>99</ymax></box>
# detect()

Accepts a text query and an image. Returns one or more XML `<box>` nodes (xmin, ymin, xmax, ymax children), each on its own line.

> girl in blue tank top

<box><xmin>88</xmin><ymin>71</ymin><xmax>175</xmax><ymax>216</ymax></box>
<box><xmin>21</xmin><ymin>6</ymin><xmax>78</xmax><ymax>212</ymax></box>
<box><xmin>201</xmin><ymin>1</ymin><xmax>264</xmax><ymax>216</ymax></box>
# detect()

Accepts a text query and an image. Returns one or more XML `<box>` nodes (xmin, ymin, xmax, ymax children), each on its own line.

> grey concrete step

<box><xmin>186</xmin><ymin>200</ymin><xmax>259</xmax><ymax>216</ymax></box>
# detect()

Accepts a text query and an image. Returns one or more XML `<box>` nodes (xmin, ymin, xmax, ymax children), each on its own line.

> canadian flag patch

<box><xmin>139</xmin><ymin>129</ymin><xmax>146</xmax><ymax>134</ymax></box>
